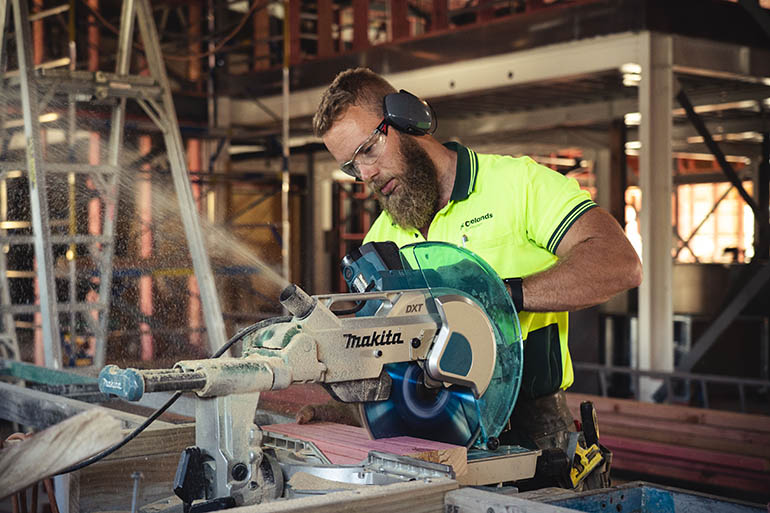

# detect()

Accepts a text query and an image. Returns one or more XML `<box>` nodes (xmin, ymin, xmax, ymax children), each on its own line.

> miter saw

<box><xmin>98</xmin><ymin>241</ymin><xmax>604</xmax><ymax>510</ymax></box>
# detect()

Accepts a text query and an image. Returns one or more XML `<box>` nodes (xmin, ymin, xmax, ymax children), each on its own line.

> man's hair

<box><xmin>313</xmin><ymin>68</ymin><xmax>397</xmax><ymax>137</ymax></box>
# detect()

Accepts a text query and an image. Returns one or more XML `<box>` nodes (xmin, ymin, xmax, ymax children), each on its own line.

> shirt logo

<box><xmin>344</xmin><ymin>330</ymin><xmax>404</xmax><ymax>349</ymax></box>
<box><xmin>461</xmin><ymin>212</ymin><xmax>493</xmax><ymax>229</ymax></box>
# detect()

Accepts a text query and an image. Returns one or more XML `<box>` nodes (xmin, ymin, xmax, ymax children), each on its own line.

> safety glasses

<box><xmin>340</xmin><ymin>119</ymin><xmax>389</xmax><ymax>179</ymax></box>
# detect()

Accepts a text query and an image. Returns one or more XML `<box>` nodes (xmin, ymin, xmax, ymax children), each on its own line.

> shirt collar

<box><xmin>443</xmin><ymin>141</ymin><xmax>478</xmax><ymax>202</ymax></box>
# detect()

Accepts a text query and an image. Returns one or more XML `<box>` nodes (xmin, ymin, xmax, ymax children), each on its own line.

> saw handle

<box><xmin>99</xmin><ymin>365</ymin><xmax>207</xmax><ymax>401</ymax></box>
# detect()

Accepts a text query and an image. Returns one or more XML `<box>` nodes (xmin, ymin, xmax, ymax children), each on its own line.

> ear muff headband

<box><xmin>383</xmin><ymin>90</ymin><xmax>436</xmax><ymax>136</ymax></box>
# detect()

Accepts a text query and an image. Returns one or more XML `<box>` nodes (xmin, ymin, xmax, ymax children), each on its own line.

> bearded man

<box><xmin>306</xmin><ymin>67</ymin><xmax>642</xmax><ymax>489</ymax></box>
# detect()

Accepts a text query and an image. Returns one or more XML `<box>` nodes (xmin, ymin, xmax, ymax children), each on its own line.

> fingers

<box><xmin>295</xmin><ymin>405</ymin><xmax>316</xmax><ymax>424</ymax></box>
<box><xmin>294</xmin><ymin>401</ymin><xmax>362</xmax><ymax>427</ymax></box>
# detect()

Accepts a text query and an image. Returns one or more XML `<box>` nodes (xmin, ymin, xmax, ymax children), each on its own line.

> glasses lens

<box><xmin>356</xmin><ymin>131</ymin><xmax>386</xmax><ymax>166</ymax></box>
<box><xmin>341</xmin><ymin>161</ymin><xmax>359</xmax><ymax>178</ymax></box>
<box><xmin>340</xmin><ymin>123</ymin><xmax>388</xmax><ymax>179</ymax></box>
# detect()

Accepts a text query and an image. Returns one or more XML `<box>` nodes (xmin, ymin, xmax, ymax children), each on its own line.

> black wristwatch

<box><xmin>503</xmin><ymin>277</ymin><xmax>524</xmax><ymax>312</ymax></box>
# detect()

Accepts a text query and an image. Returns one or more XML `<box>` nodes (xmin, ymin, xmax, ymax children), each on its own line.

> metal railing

<box><xmin>573</xmin><ymin>361</ymin><xmax>770</xmax><ymax>413</ymax></box>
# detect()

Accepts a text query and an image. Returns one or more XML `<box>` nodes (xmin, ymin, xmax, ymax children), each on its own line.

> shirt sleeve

<box><xmin>524</xmin><ymin>157</ymin><xmax>596</xmax><ymax>254</ymax></box>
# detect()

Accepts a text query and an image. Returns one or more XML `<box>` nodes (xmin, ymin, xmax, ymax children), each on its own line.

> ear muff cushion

<box><xmin>383</xmin><ymin>90</ymin><xmax>434</xmax><ymax>136</ymax></box>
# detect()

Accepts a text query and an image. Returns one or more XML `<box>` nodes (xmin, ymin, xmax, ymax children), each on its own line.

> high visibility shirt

<box><xmin>364</xmin><ymin>142</ymin><xmax>596</xmax><ymax>399</ymax></box>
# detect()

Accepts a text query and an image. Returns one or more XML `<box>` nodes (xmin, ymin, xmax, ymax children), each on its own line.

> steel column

<box><xmin>282</xmin><ymin>12</ymin><xmax>292</xmax><ymax>284</ymax></box>
<box><xmin>287</xmin><ymin>0</ymin><xmax>301</xmax><ymax>66</ymax></box>
<box><xmin>352</xmin><ymin>0</ymin><xmax>369</xmax><ymax>51</ymax></box>
<box><xmin>431</xmin><ymin>0</ymin><xmax>448</xmax><ymax>31</ymax></box>
<box><xmin>638</xmin><ymin>32</ymin><xmax>673</xmax><ymax>401</ymax></box>
<box><xmin>595</xmin><ymin>148</ymin><xmax>612</xmax><ymax>213</ymax></box>
<box><xmin>757</xmin><ymin>129</ymin><xmax>769</xmax><ymax>259</ymax></box>
<box><xmin>0</xmin><ymin>1</ymin><xmax>7</xmax><ymax>70</ymax></box>
<box><xmin>252</xmin><ymin>0</ymin><xmax>271</xmax><ymax>69</ymax></box>
<box><xmin>316</xmin><ymin>0</ymin><xmax>333</xmax><ymax>57</ymax></box>
<box><xmin>608</xmin><ymin>119</ymin><xmax>628</xmax><ymax>227</ymax></box>
<box><xmin>12</xmin><ymin>0</ymin><xmax>62</xmax><ymax>368</ymax></box>
<box><xmin>390</xmin><ymin>0</ymin><xmax>409</xmax><ymax>40</ymax></box>
<box><xmin>135</xmin><ymin>0</ymin><xmax>227</xmax><ymax>354</ymax></box>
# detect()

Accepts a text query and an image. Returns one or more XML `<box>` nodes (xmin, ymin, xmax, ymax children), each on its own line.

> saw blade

<box><xmin>360</xmin><ymin>362</ymin><xmax>482</xmax><ymax>447</ymax></box>
<box><xmin>360</xmin><ymin>241</ymin><xmax>524</xmax><ymax>448</ymax></box>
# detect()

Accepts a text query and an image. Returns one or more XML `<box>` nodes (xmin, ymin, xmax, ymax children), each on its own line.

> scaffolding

<box><xmin>0</xmin><ymin>0</ymin><xmax>227</xmax><ymax>369</ymax></box>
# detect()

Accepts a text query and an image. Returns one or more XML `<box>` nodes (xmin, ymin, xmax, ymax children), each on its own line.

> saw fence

<box><xmin>566</xmin><ymin>393</ymin><xmax>770</xmax><ymax>499</ymax></box>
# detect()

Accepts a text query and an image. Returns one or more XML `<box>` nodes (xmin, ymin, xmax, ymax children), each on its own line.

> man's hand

<box><xmin>295</xmin><ymin>400</ymin><xmax>362</xmax><ymax>427</ymax></box>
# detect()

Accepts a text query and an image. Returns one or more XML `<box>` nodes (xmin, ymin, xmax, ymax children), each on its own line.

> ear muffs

<box><xmin>383</xmin><ymin>90</ymin><xmax>436</xmax><ymax>136</ymax></box>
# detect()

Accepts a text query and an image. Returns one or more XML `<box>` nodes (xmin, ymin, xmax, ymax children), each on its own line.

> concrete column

<box><xmin>638</xmin><ymin>32</ymin><xmax>674</xmax><ymax>401</ymax></box>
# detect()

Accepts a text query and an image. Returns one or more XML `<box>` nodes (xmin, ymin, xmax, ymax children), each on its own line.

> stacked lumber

<box><xmin>263</xmin><ymin>421</ymin><xmax>467</xmax><ymax>476</ymax></box>
<box><xmin>566</xmin><ymin>393</ymin><xmax>770</xmax><ymax>497</ymax></box>
<box><xmin>0</xmin><ymin>382</ymin><xmax>195</xmax><ymax>513</ymax></box>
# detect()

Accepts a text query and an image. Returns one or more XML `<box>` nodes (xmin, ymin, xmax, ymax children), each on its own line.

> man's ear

<box><xmin>383</xmin><ymin>90</ymin><xmax>435</xmax><ymax>136</ymax></box>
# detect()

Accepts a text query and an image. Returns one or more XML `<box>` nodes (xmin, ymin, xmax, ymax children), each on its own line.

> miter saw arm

<box><xmin>99</xmin><ymin>281</ymin><xmax>499</xmax><ymax>403</ymax></box>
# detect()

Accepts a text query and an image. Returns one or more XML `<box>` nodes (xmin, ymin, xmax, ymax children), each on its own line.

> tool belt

<box><xmin>500</xmin><ymin>390</ymin><xmax>612</xmax><ymax>490</ymax></box>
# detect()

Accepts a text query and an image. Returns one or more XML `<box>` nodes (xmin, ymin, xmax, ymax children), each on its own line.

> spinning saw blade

<box><xmin>358</xmin><ymin>242</ymin><xmax>523</xmax><ymax>449</ymax></box>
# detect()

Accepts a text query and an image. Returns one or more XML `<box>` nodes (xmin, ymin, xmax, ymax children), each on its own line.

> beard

<box><xmin>373</xmin><ymin>135</ymin><xmax>439</xmax><ymax>231</ymax></box>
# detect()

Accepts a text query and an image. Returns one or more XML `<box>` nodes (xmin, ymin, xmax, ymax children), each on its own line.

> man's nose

<box><xmin>358</xmin><ymin>162</ymin><xmax>379</xmax><ymax>182</ymax></box>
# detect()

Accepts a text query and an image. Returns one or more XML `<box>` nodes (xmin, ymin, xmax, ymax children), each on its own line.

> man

<box><xmin>305</xmin><ymin>67</ymin><xmax>642</xmax><ymax>484</ymax></box>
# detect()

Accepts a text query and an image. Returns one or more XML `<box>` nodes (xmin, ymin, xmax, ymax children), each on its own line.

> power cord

<box><xmin>57</xmin><ymin>315</ymin><xmax>291</xmax><ymax>475</ymax></box>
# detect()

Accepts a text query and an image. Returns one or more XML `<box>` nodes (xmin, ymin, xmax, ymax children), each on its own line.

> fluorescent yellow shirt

<box><xmin>364</xmin><ymin>142</ymin><xmax>596</xmax><ymax>399</ymax></box>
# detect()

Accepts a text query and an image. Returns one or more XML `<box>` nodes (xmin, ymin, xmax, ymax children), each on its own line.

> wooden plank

<box><xmin>446</xmin><ymin>488</ymin><xmax>577</xmax><ymax>513</ymax></box>
<box><xmin>264</xmin><ymin>422</ymin><xmax>467</xmax><ymax>476</ymax></box>
<box><xmin>593</xmin><ymin>421</ymin><xmax>770</xmax><ymax>459</ymax></box>
<box><xmin>581</xmin><ymin>409</ymin><xmax>770</xmax><ymax>447</ymax></box>
<box><xmin>0</xmin><ymin>409</ymin><xmax>123</xmax><ymax>498</ymax></box>
<box><xmin>576</xmin><ymin>411</ymin><xmax>770</xmax><ymax>458</ymax></box>
<box><xmin>259</xmin><ymin>384</ymin><xmax>331</xmax><ymax>418</ymax></box>
<box><xmin>611</xmin><ymin>450</ymin><xmax>770</xmax><ymax>495</ymax></box>
<box><xmin>567</xmin><ymin>392</ymin><xmax>770</xmax><ymax>433</ymax></box>
<box><xmin>0</xmin><ymin>381</ymin><xmax>176</xmax><ymax>430</ymax></box>
<box><xmin>228</xmin><ymin>477</ymin><xmax>457</xmax><ymax>513</ymax></box>
<box><xmin>103</xmin><ymin>423</ymin><xmax>195</xmax><ymax>461</ymax></box>
<box><xmin>265</xmin><ymin>424</ymin><xmax>429</xmax><ymax>462</ymax></box>
<box><xmin>75</xmin><ymin>450</ymin><xmax>182</xmax><ymax>512</ymax></box>
<box><xmin>600</xmin><ymin>435</ymin><xmax>770</xmax><ymax>473</ymax></box>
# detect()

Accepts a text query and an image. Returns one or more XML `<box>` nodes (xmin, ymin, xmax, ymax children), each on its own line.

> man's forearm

<box><xmin>518</xmin><ymin>235</ymin><xmax>642</xmax><ymax>313</ymax></box>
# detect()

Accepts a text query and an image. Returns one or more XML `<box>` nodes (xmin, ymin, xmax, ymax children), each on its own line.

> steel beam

<box><xmin>638</xmin><ymin>32</ymin><xmax>674</xmax><ymax>401</ymax></box>
<box><xmin>676</xmin><ymin>89</ymin><xmax>761</xmax><ymax>215</ymax></box>
<box><xmin>231</xmin><ymin>31</ymin><xmax>644</xmax><ymax>127</ymax></box>
<box><xmin>231</xmin><ymin>31</ymin><xmax>770</xmax><ymax>130</ymax></box>
<box><xmin>672</xmin><ymin>34</ymin><xmax>770</xmax><ymax>83</ymax></box>
<box><xmin>12</xmin><ymin>0</ymin><xmax>62</xmax><ymax>369</ymax></box>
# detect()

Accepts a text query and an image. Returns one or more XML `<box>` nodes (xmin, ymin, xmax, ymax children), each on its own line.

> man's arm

<box><xmin>518</xmin><ymin>207</ymin><xmax>642</xmax><ymax>312</ymax></box>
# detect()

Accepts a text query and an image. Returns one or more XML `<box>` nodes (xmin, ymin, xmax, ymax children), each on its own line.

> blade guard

<box><xmin>425</xmin><ymin>294</ymin><xmax>496</xmax><ymax>398</ymax></box>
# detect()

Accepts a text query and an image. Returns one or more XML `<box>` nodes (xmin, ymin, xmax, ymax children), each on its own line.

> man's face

<box><xmin>323</xmin><ymin>105</ymin><xmax>439</xmax><ymax>230</ymax></box>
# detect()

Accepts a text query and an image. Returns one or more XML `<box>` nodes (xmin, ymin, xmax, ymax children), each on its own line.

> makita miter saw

<box><xmin>98</xmin><ymin>241</ymin><xmax>604</xmax><ymax>509</ymax></box>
